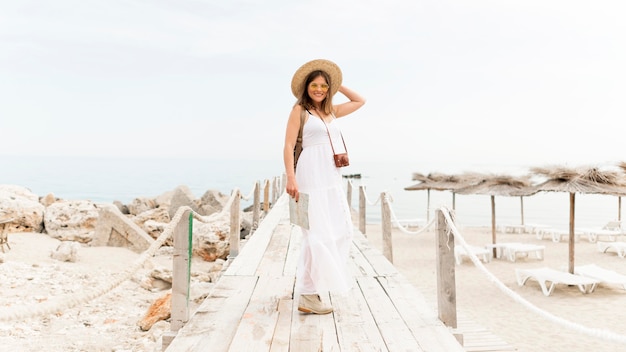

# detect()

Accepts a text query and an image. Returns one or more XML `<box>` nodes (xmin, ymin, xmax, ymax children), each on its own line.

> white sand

<box><xmin>0</xmin><ymin>233</ymin><xmax>216</xmax><ymax>352</ymax></box>
<box><xmin>365</xmin><ymin>223</ymin><xmax>626</xmax><ymax>352</ymax></box>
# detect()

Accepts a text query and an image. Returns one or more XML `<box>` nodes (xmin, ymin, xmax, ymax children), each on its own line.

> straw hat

<box><xmin>291</xmin><ymin>59</ymin><xmax>342</xmax><ymax>98</ymax></box>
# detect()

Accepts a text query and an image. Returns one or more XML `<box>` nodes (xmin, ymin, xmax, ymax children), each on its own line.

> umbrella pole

<box><xmin>619</xmin><ymin>197</ymin><xmax>622</xmax><ymax>222</ymax></box>
<box><xmin>452</xmin><ymin>192</ymin><xmax>456</xmax><ymax>210</ymax></box>
<box><xmin>427</xmin><ymin>189</ymin><xmax>431</xmax><ymax>223</ymax></box>
<box><xmin>491</xmin><ymin>195</ymin><xmax>497</xmax><ymax>258</ymax></box>
<box><xmin>569</xmin><ymin>193</ymin><xmax>575</xmax><ymax>274</ymax></box>
<box><xmin>519</xmin><ymin>196</ymin><xmax>524</xmax><ymax>225</ymax></box>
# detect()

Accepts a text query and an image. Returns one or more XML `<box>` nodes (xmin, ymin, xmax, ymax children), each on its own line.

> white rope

<box><xmin>361</xmin><ymin>187</ymin><xmax>381</xmax><ymax>206</ymax></box>
<box><xmin>383</xmin><ymin>192</ymin><xmax>435</xmax><ymax>235</ymax></box>
<box><xmin>239</xmin><ymin>181</ymin><xmax>258</xmax><ymax>201</ymax></box>
<box><xmin>439</xmin><ymin>207</ymin><xmax>626</xmax><ymax>345</ymax></box>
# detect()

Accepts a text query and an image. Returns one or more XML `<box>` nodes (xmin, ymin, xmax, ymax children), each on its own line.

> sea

<box><xmin>1</xmin><ymin>155</ymin><xmax>622</xmax><ymax>230</ymax></box>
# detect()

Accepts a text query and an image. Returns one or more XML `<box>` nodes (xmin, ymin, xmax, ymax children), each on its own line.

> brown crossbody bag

<box><xmin>320</xmin><ymin>115</ymin><xmax>349</xmax><ymax>168</ymax></box>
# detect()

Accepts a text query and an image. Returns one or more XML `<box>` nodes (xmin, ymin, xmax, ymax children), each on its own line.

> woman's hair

<box><xmin>297</xmin><ymin>70</ymin><xmax>334</xmax><ymax>115</ymax></box>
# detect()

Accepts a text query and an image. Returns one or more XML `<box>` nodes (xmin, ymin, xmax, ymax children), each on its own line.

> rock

<box><xmin>197</xmin><ymin>190</ymin><xmax>229</xmax><ymax>216</ymax></box>
<box><xmin>138</xmin><ymin>293</ymin><xmax>171</xmax><ymax>331</ymax></box>
<box><xmin>44</xmin><ymin>200</ymin><xmax>99</xmax><ymax>243</ymax></box>
<box><xmin>40</xmin><ymin>193</ymin><xmax>57</xmax><ymax>207</ymax></box>
<box><xmin>50</xmin><ymin>241</ymin><xmax>81</xmax><ymax>262</ymax></box>
<box><xmin>0</xmin><ymin>185</ymin><xmax>45</xmax><ymax>233</ymax></box>
<box><xmin>168</xmin><ymin>185</ymin><xmax>199</xmax><ymax>219</ymax></box>
<box><xmin>127</xmin><ymin>197</ymin><xmax>157</xmax><ymax>216</ymax></box>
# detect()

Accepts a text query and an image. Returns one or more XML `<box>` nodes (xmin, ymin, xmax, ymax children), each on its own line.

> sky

<box><xmin>2</xmin><ymin>0</ymin><xmax>626</xmax><ymax>173</ymax></box>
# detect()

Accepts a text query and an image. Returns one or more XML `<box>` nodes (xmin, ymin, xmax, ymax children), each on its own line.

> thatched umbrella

<box><xmin>455</xmin><ymin>174</ymin><xmax>537</xmax><ymax>257</ymax></box>
<box><xmin>404</xmin><ymin>172</ymin><xmax>483</xmax><ymax>222</ymax></box>
<box><xmin>531</xmin><ymin>165</ymin><xmax>626</xmax><ymax>274</ymax></box>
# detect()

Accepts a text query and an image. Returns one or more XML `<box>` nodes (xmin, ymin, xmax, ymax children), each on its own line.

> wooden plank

<box><xmin>224</xmin><ymin>195</ymin><xmax>288</xmax><ymax>276</ymax></box>
<box><xmin>351</xmin><ymin>230</ymin><xmax>399</xmax><ymax>277</ymax></box>
<box><xmin>283</xmin><ymin>225</ymin><xmax>301</xmax><ymax>276</ymax></box>
<box><xmin>165</xmin><ymin>276</ymin><xmax>257</xmax><ymax>352</ymax></box>
<box><xmin>356</xmin><ymin>276</ymin><xmax>425</xmax><ymax>351</ymax></box>
<box><xmin>347</xmin><ymin>240</ymin><xmax>378</xmax><ymax>277</ymax></box>
<box><xmin>377</xmin><ymin>275</ymin><xmax>465</xmax><ymax>351</ymax></box>
<box><xmin>331</xmin><ymin>278</ymin><xmax>388</xmax><ymax>351</ymax></box>
<box><xmin>290</xmin><ymin>292</ymin><xmax>340</xmax><ymax>352</ymax></box>
<box><xmin>256</xmin><ymin>222</ymin><xmax>292</xmax><ymax>277</ymax></box>
<box><xmin>269</xmin><ymin>299</ymin><xmax>293</xmax><ymax>352</ymax></box>
<box><xmin>228</xmin><ymin>276</ymin><xmax>294</xmax><ymax>351</ymax></box>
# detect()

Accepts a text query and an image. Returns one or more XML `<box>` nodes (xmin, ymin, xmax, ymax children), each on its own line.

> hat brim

<box><xmin>291</xmin><ymin>59</ymin><xmax>342</xmax><ymax>98</ymax></box>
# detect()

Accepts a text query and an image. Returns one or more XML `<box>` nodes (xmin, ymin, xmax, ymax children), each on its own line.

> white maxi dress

<box><xmin>295</xmin><ymin>111</ymin><xmax>353</xmax><ymax>295</ymax></box>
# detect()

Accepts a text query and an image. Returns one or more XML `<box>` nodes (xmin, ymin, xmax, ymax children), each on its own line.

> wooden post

<box><xmin>427</xmin><ymin>189</ymin><xmax>431</xmax><ymax>223</ymax></box>
<box><xmin>491</xmin><ymin>195</ymin><xmax>497</xmax><ymax>258</ymax></box>
<box><xmin>229</xmin><ymin>189</ymin><xmax>241</xmax><ymax>258</ymax></box>
<box><xmin>164</xmin><ymin>208</ymin><xmax>192</xmax><ymax>349</ymax></box>
<box><xmin>568</xmin><ymin>192</ymin><xmax>575</xmax><ymax>274</ymax></box>
<box><xmin>359</xmin><ymin>185</ymin><xmax>366</xmax><ymax>235</ymax></box>
<box><xmin>263</xmin><ymin>179</ymin><xmax>270</xmax><ymax>213</ymax></box>
<box><xmin>346</xmin><ymin>179</ymin><xmax>353</xmax><ymax>209</ymax></box>
<box><xmin>435</xmin><ymin>208</ymin><xmax>460</xmax><ymax>343</ymax></box>
<box><xmin>381</xmin><ymin>192</ymin><xmax>393</xmax><ymax>263</ymax></box>
<box><xmin>252</xmin><ymin>181</ymin><xmax>260</xmax><ymax>232</ymax></box>
<box><xmin>272</xmin><ymin>177</ymin><xmax>279</xmax><ymax>205</ymax></box>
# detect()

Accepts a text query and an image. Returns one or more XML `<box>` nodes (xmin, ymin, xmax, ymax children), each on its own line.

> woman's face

<box><xmin>307</xmin><ymin>75</ymin><xmax>329</xmax><ymax>105</ymax></box>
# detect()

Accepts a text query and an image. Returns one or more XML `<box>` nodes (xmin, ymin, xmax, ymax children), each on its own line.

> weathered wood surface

<box><xmin>165</xmin><ymin>193</ymin><xmax>507</xmax><ymax>352</ymax></box>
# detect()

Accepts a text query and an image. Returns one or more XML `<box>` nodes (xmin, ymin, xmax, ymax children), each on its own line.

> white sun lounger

<box><xmin>486</xmin><ymin>242</ymin><xmax>545</xmax><ymax>262</ymax></box>
<box><xmin>515</xmin><ymin>267</ymin><xmax>600</xmax><ymax>296</ymax></box>
<box><xmin>454</xmin><ymin>245</ymin><xmax>491</xmax><ymax>265</ymax></box>
<box><xmin>535</xmin><ymin>228</ymin><xmax>582</xmax><ymax>243</ymax></box>
<box><xmin>597</xmin><ymin>241</ymin><xmax>626</xmax><ymax>258</ymax></box>
<box><xmin>575</xmin><ymin>264</ymin><xmax>626</xmax><ymax>290</ymax></box>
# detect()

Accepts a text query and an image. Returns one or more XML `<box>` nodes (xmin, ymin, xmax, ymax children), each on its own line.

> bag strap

<box><xmin>319</xmin><ymin>114</ymin><xmax>347</xmax><ymax>155</ymax></box>
<box><xmin>297</xmin><ymin>107</ymin><xmax>306</xmax><ymax>145</ymax></box>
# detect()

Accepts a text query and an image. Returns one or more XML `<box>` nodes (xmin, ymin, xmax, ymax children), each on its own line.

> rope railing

<box><xmin>0</xmin><ymin>175</ymin><xmax>281</xmax><ymax>324</ymax></box>
<box><xmin>438</xmin><ymin>206</ymin><xmax>626</xmax><ymax>345</ymax></box>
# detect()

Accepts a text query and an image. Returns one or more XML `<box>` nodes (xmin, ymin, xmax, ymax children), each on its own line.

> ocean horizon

<box><xmin>1</xmin><ymin>155</ymin><xmax>623</xmax><ymax>230</ymax></box>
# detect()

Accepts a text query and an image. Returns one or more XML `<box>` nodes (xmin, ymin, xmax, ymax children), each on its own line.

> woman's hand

<box><xmin>286</xmin><ymin>178</ymin><xmax>299</xmax><ymax>202</ymax></box>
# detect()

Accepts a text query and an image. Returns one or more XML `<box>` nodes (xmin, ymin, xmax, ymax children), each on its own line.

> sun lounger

<box><xmin>580</xmin><ymin>228</ymin><xmax>622</xmax><ymax>243</ymax></box>
<box><xmin>597</xmin><ymin>241</ymin><xmax>626</xmax><ymax>258</ymax></box>
<box><xmin>454</xmin><ymin>245</ymin><xmax>491</xmax><ymax>265</ymax></box>
<box><xmin>498</xmin><ymin>224</ymin><xmax>526</xmax><ymax>234</ymax></box>
<box><xmin>575</xmin><ymin>264</ymin><xmax>626</xmax><ymax>290</ymax></box>
<box><xmin>535</xmin><ymin>228</ymin><xmax>582</xmax><ymax>243</ymax></box>
<box><xmin>515</xmin><ymin>267</ymin><xmax>600</xmax><ymax>296</ymax></box>
<box><xmin>486</xmin><ymin>243</ymin><xmax>545</xmax><ymax>262</ymax></box>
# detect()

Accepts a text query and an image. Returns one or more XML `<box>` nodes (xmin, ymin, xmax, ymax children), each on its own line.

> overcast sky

<box><xmin>1</xmin><ymin>0</ymin><xmax>625</xmax><ymax>172</ymax></box>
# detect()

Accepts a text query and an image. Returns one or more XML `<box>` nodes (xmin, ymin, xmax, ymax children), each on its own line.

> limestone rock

<box><xmin>138</xmin><ymin>292</ymin><xmax>171</xmax><ymax>331</ymax></box>
<box><xmin>50</xmin><ymin>241</ymin><xmax>81</xmax><ymax>262</ymax></box>
<box><xmin>44</xmin><ymin>200</ymin><xmax>99</xmax><ymax>243</ymax></box>
<box><xmin>0</xmin><ymin>185</ymin><xmax>45</xmax><ymax>233</ymax></box>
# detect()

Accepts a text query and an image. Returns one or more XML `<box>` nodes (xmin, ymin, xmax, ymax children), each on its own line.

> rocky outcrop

<box><xmin>44</xmin><ymin>200</ymin><xmax>100</xmax><ymax>243</ymax></box>
<box><xmin>0</xmin><ymin>185</ymin><xmax>45</xmax><ymax>233</ymax></box>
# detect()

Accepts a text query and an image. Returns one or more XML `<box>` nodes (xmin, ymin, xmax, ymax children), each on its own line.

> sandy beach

<box><xmin>2</xmin><ymin>221</ymin><xmax>626</xmax><ymax>351</ymax></box>
<box><xmin>366</xmin><ymin>223</ymin><xmax>626</xmax><ymax>352</ymax></box>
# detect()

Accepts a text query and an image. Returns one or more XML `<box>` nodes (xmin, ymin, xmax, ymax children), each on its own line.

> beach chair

<box><xmin>454</xmin><ymin>245</ymin><xmax>491</xmax><ymax>265</ymax></box>
<box><xmin>575</xmin><ymin>264</ymin><xmax>626</xmax><ymax>290</ymax></box>
<box><xmin>515</xmin><ymin>267</ymin><xmax>600</xmax><ymax>296</ymax></box>
<box><xmin>597</xmin><ymin>241</ymin><xmax>626</xmax><ymax>258</ymax></box>
<box><xmin>0</xmin><ymin>217</ymin><xmax>13</xmax><ymax>253</ymax></box>
<box><xmin>579</xmin><ymin>221</ymin><xmax>623</xmax><ymax>243</ymax></box>
<box><xmin>486</xmin><ymin>242</ymin><xmax>545</xmax><ymax>262</ymax></box>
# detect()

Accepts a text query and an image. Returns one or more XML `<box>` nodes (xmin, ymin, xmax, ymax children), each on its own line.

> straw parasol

<box><xmin>405</xmin><ymin>172</ymin><xmax>483</xmax><ymax>222</ymax></box>
<box><xmin>531</xmin><ymin>165</ymin><xmax>626</xmax><ymax>274</ymax></box>
<box><xmin>455</xmin><ymin>174</ymin><xmax>537</xmax><ymax>257</ymax></box>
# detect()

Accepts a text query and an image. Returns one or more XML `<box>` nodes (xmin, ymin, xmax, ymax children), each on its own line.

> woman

<box><xmin>283</xmin><ymin>59</ymin><xmax>365</xmax><ymax>314</ymax></box>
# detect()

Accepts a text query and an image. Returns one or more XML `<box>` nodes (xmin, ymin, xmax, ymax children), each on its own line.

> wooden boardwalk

<box><xmin>165</xmin><ymin>194</ymin><xmax>510</xmax><ymax>351</ymax></box>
